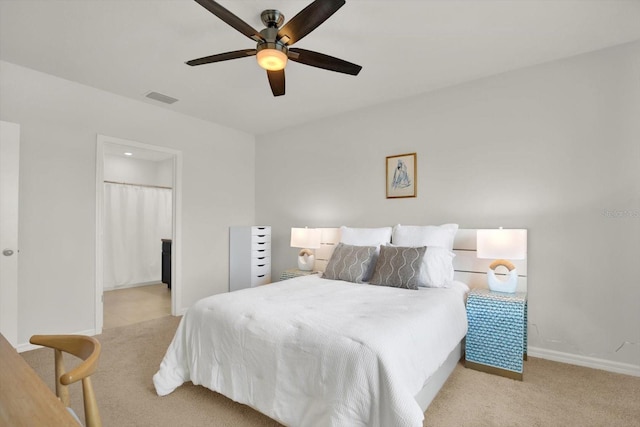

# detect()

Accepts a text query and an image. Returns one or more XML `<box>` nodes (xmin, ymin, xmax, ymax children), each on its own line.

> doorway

<box><xmin>95</xmin><ymin>135</ymin><xmax>182</xmax><ymax>333</ymax></box>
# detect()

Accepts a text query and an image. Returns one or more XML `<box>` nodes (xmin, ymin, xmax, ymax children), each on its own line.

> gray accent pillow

<box><xmin>323</xmin><ymin>243</ymin><xmax>377</xmax><ymax>283</ymax></box>
<box><xmin>369</xmin><ymin>245</ymin><xmax>426</xmax><ymax>290</ymax></box>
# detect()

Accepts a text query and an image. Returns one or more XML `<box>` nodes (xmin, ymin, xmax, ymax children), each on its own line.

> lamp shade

<box><xmin>477</xmin><ymin>229</ymin><xmax>527</xmax><ymax>260</ymax></box>
<box><xmin>290</xmin><ymin>228</ymin><xmax>321</xmax><ymax>249</ymax></box>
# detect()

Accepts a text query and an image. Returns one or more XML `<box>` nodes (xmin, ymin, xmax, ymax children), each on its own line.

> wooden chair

<box><xmin>29</xmin><ymin>334</ymin><xmax>102</xmax><ymax>427</ymax></box>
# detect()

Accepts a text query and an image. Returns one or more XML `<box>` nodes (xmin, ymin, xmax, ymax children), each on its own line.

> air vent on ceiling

<box><xmin>145</xmin><ymin>91</ymin><xmax>179</xmax><ymax>104</ymax></box>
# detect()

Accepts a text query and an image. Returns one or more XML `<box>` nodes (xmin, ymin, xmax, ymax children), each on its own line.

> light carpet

<box><xmin>21</xmin><ymin>315</ymin><xmax>640</xmax><ymax>426</ymax></box>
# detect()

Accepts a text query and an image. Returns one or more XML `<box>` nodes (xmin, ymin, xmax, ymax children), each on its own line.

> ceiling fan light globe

<box><xmin>257</xmin><ymin>48</ymin><xmax>288</xmax><ymax>71</ymax></box>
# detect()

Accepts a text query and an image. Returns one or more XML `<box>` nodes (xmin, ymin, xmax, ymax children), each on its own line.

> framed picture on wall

<box><xmin>386</xmin><ymin>153</ymin><xmax>416</xmax><ymax>198</ymax></box>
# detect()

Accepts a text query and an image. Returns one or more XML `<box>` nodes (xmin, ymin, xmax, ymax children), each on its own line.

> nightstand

<box><xmin>279</xmin><ymin>268</ymin><xmax>318</xmax><ymax>281</ymax></box>
<box><xmin>465</xmin><ymin>288</ymin><xmax>528</xmax><ymax>380</ymax></box>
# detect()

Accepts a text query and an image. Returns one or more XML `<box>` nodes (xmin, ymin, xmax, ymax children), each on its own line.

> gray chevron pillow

<box><xmin>323</xmin><ymin>243</ymin><xmax>377</xmax><ymax>283</ymax></box>
<box><xmin>369</xmin><ymin>245</ymin><xmax>426</xmax><ymax>290</ymax></box>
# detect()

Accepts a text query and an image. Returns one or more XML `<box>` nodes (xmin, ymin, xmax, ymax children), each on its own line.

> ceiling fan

<box><xmin>186</xmin><ymin>0</ymin><xmax>362</xmax><ymax>97</ymax></box>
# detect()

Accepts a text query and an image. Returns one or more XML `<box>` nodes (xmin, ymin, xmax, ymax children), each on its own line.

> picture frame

<box><xmin>386</xmin><ymin>153</ymin><xmax>417</xmax><ymax>198</ymax></box>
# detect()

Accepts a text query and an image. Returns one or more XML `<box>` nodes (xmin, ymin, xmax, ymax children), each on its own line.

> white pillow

<box><xmin>391</xmin><ymin>224</ymin><xmax>459</xmax><ymax>287</ymax></box>
<box><xmin>391</xmin><ymin>224</ymin><xmax>459</xmax><ymax>251</ymax></box>
<box><xmin>340</xmin><ymin>226</ymin><xmax>392</xmax><ymax>247</ymax></box>
<box><xmin>421</xmin><ymin>246</ymin><xmax>455</xmax><ymax>288</ymax></box>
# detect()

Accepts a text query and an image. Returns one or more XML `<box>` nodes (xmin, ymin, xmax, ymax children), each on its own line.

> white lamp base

<box><xmin>487</xmin><ymin>259</ymin><xmax>518</xmax><ymax>293</ymax></box>
<box><xmin>297</xmin><ymin>249</ymin><xmax>315</xmax><ymax>271</ymax></box>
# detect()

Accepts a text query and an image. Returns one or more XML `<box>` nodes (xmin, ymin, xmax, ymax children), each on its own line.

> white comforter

<box><xmin>153</xmin><ymin>275</ymin><xmax>468</xmax><ymax>427</ymax></box>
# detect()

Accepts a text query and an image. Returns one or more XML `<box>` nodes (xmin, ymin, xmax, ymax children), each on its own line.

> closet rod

<box><xmin>104</xmin><ymin>180</ymin><xmax>172</xmax><ymax>190</ymax></box>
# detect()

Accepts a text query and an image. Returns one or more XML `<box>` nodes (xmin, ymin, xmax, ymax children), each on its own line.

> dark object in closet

<box><xmin>162</xmin><ymin>239</ymin><xmax>172</xmax><ymax>289</ymax></box>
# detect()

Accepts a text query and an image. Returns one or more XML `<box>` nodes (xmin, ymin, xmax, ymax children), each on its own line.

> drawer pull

<box><xmin>257</xmin><ymin>249</ymin><xmax>265</xmax><ymax>252</ymax></box>
<box><xmin>257</xmin><ymin>257</ymin><xmax>265</xmax><ymax>260</ymax></box>
<box><xmin>257</xmin><ymin>264</ymin><xmax>266</xmax><ymax>267</ymax></box>
<box><xmin>257</xmin><ymin>274</ymin><xmax>265</xmax><ymax>278</ymax></box>
<box><xmin>257</xmin><ymin>234</ymin><xmax>265</xmax><ymax>237</ymax></box>
<box><xmin>257</xmin><ymin>242</ymin><xmax>265</xmax><ymax>245</ymax></box>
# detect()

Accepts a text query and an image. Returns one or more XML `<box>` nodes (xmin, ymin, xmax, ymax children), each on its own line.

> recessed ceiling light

<box><xmin>124</xmin><ymin>152</ymin><xmax>133</xmax><ymax>156</ymax></box>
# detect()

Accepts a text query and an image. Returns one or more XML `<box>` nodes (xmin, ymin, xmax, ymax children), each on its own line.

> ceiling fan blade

<box><xmin>194</xmin><ymin>0</ymin><xmax>264</xmax><ymax>42</ymax></box>
<box><xmin>288</xmin><ymin>48</ymin><xmax>361</xmax><ymax>75</ymax></box>
<box><xmin>277</xmin><ymin>0</ymin><xmax>345</xmax><ymax>46</ymax></box>
<box><xmin>267</xmin><ymin>70</ymin><xmax>285</xmax><ymax>97</ymax></box>
<box><xmin>186</xmin><ymin>49</ymin><xmax>257</xmax><ymax>66</ymax></box>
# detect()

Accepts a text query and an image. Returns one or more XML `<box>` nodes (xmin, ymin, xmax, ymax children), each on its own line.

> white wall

<box><xmin>157</xmin><ymin>158</ymin><xmax>174</xmax><ymax>188</ymax></box>
<box><xmin>104</xmin><ymin>154</ymin><xmax>171</xmax><ymax>188</ymax></box>
<box><xmin>0</xmin><ymin>60</ymin><xmax>256</xmax><ymax>345</ymax></box>
<box><xmin>255</xmin><ymin>42</ymin><xmax>640</xmax><ymax>372</ymax></box>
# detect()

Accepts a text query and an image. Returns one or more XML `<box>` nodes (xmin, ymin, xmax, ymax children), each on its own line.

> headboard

<box><xmin>312</xmin><ymin>228</ymin><xmax>528</xmax><ymax>292</ymax></box>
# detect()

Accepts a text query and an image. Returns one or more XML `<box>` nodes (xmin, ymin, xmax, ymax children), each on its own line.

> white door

<box><xmin>0</xmin><ymin>121</ymin><xmax>20</xmax><ymax>346</ymax></box>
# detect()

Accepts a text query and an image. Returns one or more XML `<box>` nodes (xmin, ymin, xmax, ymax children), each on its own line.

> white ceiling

<box><xmin>1</xmin><ymin>0</ymin><xmax>639</xmax><ymax>136</ymax></box>
<box><xmin>103</xmin><ymin>142</ymin><xmax>175</xmax><ymax>162</ymax></box>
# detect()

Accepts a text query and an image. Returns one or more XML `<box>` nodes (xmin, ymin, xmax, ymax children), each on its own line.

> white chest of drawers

<box><xmin>229</xmin><ymin>226</ymin><xmax>271</xmax><ymax>291</ymax></box>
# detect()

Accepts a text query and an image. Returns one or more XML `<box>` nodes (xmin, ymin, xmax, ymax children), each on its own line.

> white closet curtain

<box><xmin>103</xmin><ymin>183</ymin><xmax>172</xmax><ymax>289</ymax></box>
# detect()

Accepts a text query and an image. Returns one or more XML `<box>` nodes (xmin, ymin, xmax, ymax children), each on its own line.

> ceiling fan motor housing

<box><xmin>257</xmin><ymin>40</ymin><xmax>288</xmax><ymax>55</ymax></box>
<box><xmin>259</xmin><ymin>26</ymin><xmax>282</xmax><ymax>44</ymax></box>
<box><xmin>260</xmin><ymin>9</ymin><xmax>285</xmax><ymax>28</ymax></box>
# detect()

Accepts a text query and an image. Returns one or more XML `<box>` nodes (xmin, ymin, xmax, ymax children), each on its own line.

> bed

<box><xmin>153</xmin><ymin>225</ymin><xmax>513</xmax><ymax>426</ymax></box>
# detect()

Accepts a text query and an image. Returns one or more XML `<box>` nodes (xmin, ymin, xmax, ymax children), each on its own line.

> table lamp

<box><xmin>290</xmin><ymin>227</ymin><xmax>321</xmax><ymax>271</ymax></box>
<box><xmin>477</xmin><ymin>228</ymin><xmax>527</xmax><ymax>293</ymax></box>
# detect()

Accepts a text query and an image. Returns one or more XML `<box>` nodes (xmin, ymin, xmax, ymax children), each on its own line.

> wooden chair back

<box><xmin>29</xmin><ymin>334</ymin><xmax>102</xmax><ymax>427</ymax></box>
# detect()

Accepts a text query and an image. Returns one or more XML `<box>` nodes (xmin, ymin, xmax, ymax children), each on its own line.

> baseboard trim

<box><xmin>16</xmin><ymin>328</ymin><xmax>97</xmax><ymax>353</ymax></box>
<box><xmin>528</xmin><ymin>346</ymin><xmax>640</xmax><ymax>377</ymax></box>
<box><xmin>103</xmin><ymin>281</ymin><xmax>163</xmax><ymax>292</ymax></box>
